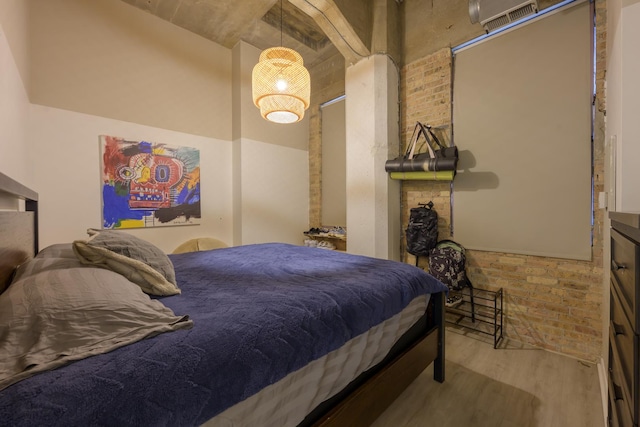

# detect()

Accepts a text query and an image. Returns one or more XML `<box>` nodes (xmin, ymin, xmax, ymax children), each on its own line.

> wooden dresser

<box><xmin>609</xmin><ymin>212</ymin><xmax>640</xmax><ymax>427</ymax></box>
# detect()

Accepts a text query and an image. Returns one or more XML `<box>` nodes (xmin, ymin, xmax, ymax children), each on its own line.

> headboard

<box><xmin>0</xmin><ymin>172</ymin><xmax>38</xmax><ymax>290</ymax></box>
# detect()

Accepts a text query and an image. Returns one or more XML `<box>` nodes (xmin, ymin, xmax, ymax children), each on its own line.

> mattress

<box><xmin>204</xmin><ymin>295</ymin><xmax>429</xmax><ymax>427</ymax></box>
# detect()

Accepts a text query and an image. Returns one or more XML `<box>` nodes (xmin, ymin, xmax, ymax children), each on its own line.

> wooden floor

<box><xmin>372</xmin><ymin>327</ymin><xmax>604</xmax><ymax>427</ymax></box>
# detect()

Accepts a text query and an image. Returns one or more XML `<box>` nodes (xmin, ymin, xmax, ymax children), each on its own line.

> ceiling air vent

<box><xmin>469</xmin><ymin>0</ymin><xmax>539</xmax><ymax>32</ymax></box>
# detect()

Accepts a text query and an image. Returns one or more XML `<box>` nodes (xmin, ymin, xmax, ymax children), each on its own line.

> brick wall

<box><xmin>401</xmin><ymin>49</ymin><xmax>454</xmax><ymax>270</ymax></box>
<box><xmin>399</xmin><ymin>1</ymin><xmax>607</xmax><ymax>362</ymax></box>
<box><xmin>307</xmin><ymin>1</ymin><xmax>606</xmax><ymax>362</ymax></box>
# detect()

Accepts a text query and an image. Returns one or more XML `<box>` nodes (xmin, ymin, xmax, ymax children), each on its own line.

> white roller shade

<box><xmin>452</xmin><ymin>1</ymin><xmax>592</xmax><ymax>260</ymax></box>
<box><xmin>321</xmin><ymin>97</ymin><xmax>346</xmax><ymax>227</ymax></box>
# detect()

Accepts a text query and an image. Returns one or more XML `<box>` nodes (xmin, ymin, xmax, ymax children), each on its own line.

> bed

<box><xmin>0</xmin><ymin>171</ymin><xmax>447</xmax><ymax>427</ymax></box>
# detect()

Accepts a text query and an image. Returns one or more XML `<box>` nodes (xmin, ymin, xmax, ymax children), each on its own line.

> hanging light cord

<box><xmin>280</xmin><ymin>0</ymin><xmax>283</xmax><ymax>47</ymax></box>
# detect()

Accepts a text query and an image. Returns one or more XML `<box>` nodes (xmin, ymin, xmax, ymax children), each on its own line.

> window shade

<box><xmin>452</xmin><ymin>1</ymin><xmax>592</xmax><ymax>260</ymax></box>
<box><xmin>321</xmin><ymin>97</ymin><xmax>346</xmax><ymax>226</ymax></box>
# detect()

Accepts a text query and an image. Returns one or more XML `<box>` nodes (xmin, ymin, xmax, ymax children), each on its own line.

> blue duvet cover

<box><xmin>0</xmin><ymin>243</ymin><xmax>446</xmax><ymax>426</ymax></box>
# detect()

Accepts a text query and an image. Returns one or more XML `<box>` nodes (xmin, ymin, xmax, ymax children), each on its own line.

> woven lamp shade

<box><xmin>252</xmin><ymin>47</ymin><xmax>310</xmax><ymax>124</ymax></box>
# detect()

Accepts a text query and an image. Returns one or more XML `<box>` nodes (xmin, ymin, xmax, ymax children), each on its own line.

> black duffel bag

<box><xmin>385</xmin><ymin>122</ymin><xmax>458</xmax><ymax>173</ymax></box>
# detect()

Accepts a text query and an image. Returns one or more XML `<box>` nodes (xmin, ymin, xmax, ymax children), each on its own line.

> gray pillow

<box><xmin>13</xmin><ymin>245</ymin><xmax>88</xmax><ymax>283</ymax></box>
<box><xmin>73</xmin><ymin>229</ymin><xmax>180</xmax><ymax>296</ymax></box>
<box><xmin>0</xmin><ymin>256</ymin><xmax>193</xmax><ymax>392</ymax></box>
<box><xmin>35</xmin><ymin>243</ymin><xmax>77</xmax><ymax>259</ymax></box>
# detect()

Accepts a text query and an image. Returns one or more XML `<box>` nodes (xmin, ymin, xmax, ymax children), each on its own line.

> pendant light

<box><xmin>252</xmin><ymin>0</ymin><xmax>310</xmax><ymax>124</ymax></box>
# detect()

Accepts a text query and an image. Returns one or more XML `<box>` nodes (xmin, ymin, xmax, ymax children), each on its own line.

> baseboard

<box><xmin>597</xmin><ymin>357</ymin><xmax>608</xmax><ymax>427</ymax></box>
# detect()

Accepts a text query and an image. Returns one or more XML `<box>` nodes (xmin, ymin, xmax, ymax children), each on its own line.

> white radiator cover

<box><xmin>469</xmin><ymin>0</ymin><xmax>539</xmax><ymax>32</ymax></box>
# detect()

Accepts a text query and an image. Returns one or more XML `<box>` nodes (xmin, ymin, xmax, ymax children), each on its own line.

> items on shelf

<box><xmin>303</xmin><ymin>226</ymin><xmax>347</xmax><ymax>251</ymax></box>
<box><xmin>303</xmin><ymin>226</ymin><xmax>346</xmax><ymax>240</ymax></box>
<box><xmin>385</xmin><ymin>122</ymin><xmax>458</xmax><ymax>181</ymax></box>
<box><xmin>317</xmin><ymin>241</ymin><xmax>336</xmax><ymax>250</ymax></box>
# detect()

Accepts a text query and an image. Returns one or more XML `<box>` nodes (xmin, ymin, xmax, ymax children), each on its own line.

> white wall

<box><xmin>0</xmin><ymin>17</ymin><xmax>31</xmax><ymax>186</ymax></box>
<box><xmin>29</xmin><ymin>0</ymin><xmax>233</xmax><ymax>141</ymax></box>
<box><xmin>1</xmin><ymin>0</ymin><xmax>312</xmax><ymax>252</ymax></box>
<box><xmin>232</xmin><ymin>41</ymin><xmax>310</xmax><ymax>246</ymax></box>
<box><xmin>619</xmin><ymin>1</ymin><xmax>640</xmax><ymax>211</ymax></box>
<box><xmin>239</xmin><ymin>138</ymin><xmax>309</xmax><ymax>245</ymax></box>
<box><xmin>28</xmin><ymin>105</ymin><xmax>233</xmax><ymax>254</ymax></box>
<box><xmin>608</xmin><ymin>0</ymin><xmax>640</xmax><ymax>211</ymax></box>
<box><xmin>0</xmin><ymin>0</ymin><xmax>29</xmax><ymax>91</ymax></box>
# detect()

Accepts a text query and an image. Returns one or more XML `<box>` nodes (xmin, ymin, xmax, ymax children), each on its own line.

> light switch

<box><xmin>598</xmin><ymin>192</ymin><xmax>607</xmax><ymax>210</ymax></box>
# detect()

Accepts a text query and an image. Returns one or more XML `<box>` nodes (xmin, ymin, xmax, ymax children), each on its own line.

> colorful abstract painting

<box><xmin>100</xmin><ymin>135</ymin><xmax>201</xmax><ymax>229</ymax></box>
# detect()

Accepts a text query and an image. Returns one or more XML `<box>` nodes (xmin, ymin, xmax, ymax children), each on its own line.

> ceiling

<box><xmin>120</xmin><ymin>0</ymin><xmax>340</xmax><ymax>68</ymax></box>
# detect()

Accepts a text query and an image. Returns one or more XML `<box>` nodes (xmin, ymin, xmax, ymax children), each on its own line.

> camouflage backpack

<box><xmin>428</xmin><ymin>240</ymin><xmax>472</xmax><ymax>291</ymax></box>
